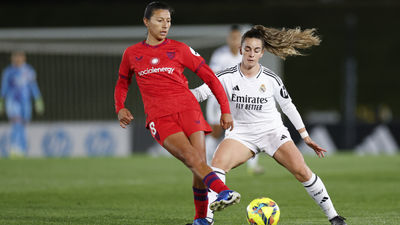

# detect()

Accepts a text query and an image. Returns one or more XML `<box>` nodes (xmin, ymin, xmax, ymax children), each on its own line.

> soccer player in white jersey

<box><xmin>191</xmin><ymin>25</ymin><xmax>346</xmax><ymax>225</ymax></box>
<box><xmin>207</xmin><ymin>25</ymin><xmax>264</xmax><ymax>175</ymax></box>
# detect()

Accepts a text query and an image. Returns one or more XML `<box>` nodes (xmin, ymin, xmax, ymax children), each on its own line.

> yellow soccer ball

<box><xmin>246</xmin><ymin>197</ymin><xmax>280</xmax><ymax>225</ymax></box>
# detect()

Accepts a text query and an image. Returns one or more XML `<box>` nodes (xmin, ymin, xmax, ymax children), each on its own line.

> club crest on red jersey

<box><xmin>150</xmin><ymin>57</ymin><xmax>160</xmax><ymax>65</ymax></box>
<box><xmin>166</xmin><ymin>51</ymin><xmax>175</xmax><ymax>59</ymax></box>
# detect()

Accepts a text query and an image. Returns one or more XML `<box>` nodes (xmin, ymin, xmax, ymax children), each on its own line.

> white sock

<box><xmin>247</xmin><ymin>154</ymin><xmax>259</xmax><ymax>169</ymax></box>
<box><xmin>302</xmin><ymin>173</ymin><xmax>338</xmax><ymax>220</ymax></box>
<box><xmin>205</xmin><ymin>136</ymin><xmax>219</xmax><ymax>165</ymax></box>
<box><xmin>207</xmin><ymin>167</ymin><xmax>226</xmax><ymax>222</ymax></box>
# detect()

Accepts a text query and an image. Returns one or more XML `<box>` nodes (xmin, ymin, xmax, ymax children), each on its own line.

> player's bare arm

<box><xmin>298</xmin><ymin>127</ymin><xmax>327</xmax><ymax>158</ymax></box>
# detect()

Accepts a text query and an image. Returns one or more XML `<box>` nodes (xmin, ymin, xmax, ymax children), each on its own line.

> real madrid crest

<box><xmin>259</xmin><ymin>84</ymin><xmax>266</xmax><ymax>93</ymax></box>
<box><xmin>150</xmin><ymin>57</ymin><xmax>160</xmax><ymax>65</ymax></box>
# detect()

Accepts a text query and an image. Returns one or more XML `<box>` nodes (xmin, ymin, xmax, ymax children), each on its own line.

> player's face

<box><xmin>240</xmin><ymin>38</ymin><xmax>264</xmax><ymax>68</ymax></box>
<box><xmin>11</xmin><ymin>53</ymin><xmax>26</xmax><ymax>67</ymax></box>
<box><xmin>144</xmin><ymin>9</ymin><xmax>171</xmax><ymax>42</ymax></box>
<box><xmin>227</xmin><ymin>30</ymin><xmax>241</xmax><ymax>54</ymax></box>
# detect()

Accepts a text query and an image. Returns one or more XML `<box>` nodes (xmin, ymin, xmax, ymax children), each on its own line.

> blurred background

<box><xmin>0</xmin><ymin>0</ymin><xmax>399</xmax><ymax>157</ymax></box>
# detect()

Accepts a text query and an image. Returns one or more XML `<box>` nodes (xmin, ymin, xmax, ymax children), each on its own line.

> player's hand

<box><xmin>34</xmin><ymin>98</ymin><xmax>45</xmax><ymax>115</ymax></box>
<box><xmin>304</xmin><ymin>136</ymin><xmax>327</xmax><ymax>158</ymax></box>
<box><xmin>220</xmin><ymin>113</ymin><xmax>234</xmax><ymax>131</ymax></box>
<box><xmin>118</xmin><ymin>108</ymin><xmax>134</xmax><ymax>128</ymax></box>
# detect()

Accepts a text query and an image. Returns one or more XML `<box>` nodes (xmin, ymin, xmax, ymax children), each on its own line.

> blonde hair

<box><xmin>242</xmin><ymin>25</ymin><xmax>321</xmax><ymax>59</ymax></box>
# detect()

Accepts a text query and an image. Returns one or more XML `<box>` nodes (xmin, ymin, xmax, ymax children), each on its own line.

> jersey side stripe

<box><xmin>262</xmin><ymin>69</ymin><xmax>282</xmax><ymax>86</ymax></box>
<box><xmin>262</xmin><ymin>68</ymin><xmax>279</xmax><ymax>78</ymax></box>
<box><xmin>216</xmin><ymin>65</ymin><xmax>237</xmax><ymax>74</ymax></box>
<box><xmin>217</xmin><ymin>69</ymin><xmax>237</xmax><ymax>77</ymax></box>
<box><xmin>216</xmin><ymin>65</ymin><xmax>238</xmax><ymax>77</ymax></box>
<box><xmin>262</xmin><ymin>69</ymin><xmax>280</xmax><ymax>79</ymax></box>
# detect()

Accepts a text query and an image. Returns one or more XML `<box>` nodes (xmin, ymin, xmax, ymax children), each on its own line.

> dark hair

<box><xmin>230</xmin><ymin>24</ymin><xmax>240</xmax><ymax>32</ymax></box>
<box><xmin>241</xmin><ymin>27</ymin><xmax>264</xmax><ymax>47</ymax></box>
<box><xmin>11</xmin><ymin>50</ymin><xmax>26</xmax><ymax>57</ymax></box>
<box><xmin>144</xmin><ymin>1</ymin><xmax>174</xmax><ymax>19</ymax></box>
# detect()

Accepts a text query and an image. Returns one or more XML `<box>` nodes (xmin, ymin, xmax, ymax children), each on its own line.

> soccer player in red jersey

<box><xmin>114</xmin><ymin>2</ymin><xmax>240</xmax><ymax>225</ymax></box>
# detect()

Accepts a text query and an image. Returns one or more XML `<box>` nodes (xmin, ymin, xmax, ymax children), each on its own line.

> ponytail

<box><xmin>242</xmin><ymin>25</ymin><xmax>321</xmax><ymax>59</ymax></box>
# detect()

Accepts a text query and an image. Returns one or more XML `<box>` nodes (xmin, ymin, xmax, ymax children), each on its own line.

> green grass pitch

<box><xmin>0</xmin><ymin>153</ymin><xmax>399</xmax><ymax>225</ymax></box>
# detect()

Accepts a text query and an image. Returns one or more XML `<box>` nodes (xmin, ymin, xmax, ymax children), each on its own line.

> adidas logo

<box><xmin>232</xmin><ymin>85</ymin><xmax>240</xmax><ymax>91</ymax></box>
<box><xmin>280</xmin><ymin>135</ymin><xmax>287</xmax><ymax>140</ymax></box>
<box><xmin>320</xmin><ymin>196</ymin><xmax>329</xmax><ymax>204</ymax></box>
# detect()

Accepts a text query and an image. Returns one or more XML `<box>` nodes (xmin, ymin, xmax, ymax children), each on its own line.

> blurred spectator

<box><xmin>377</xmin><ymin>103</ymin><xmax>393</xmax><ymax>123</ymax></box>
<box><xmin>0</xmin><ymin>51</ymin><xmax>44</xmax><ymax>157</ymax></box>
<box><xmin>205</xmin><ymin>25</ymin><xmax>241</xmax><ymax>164</ymax></box>
<box><xmin>356</xmin><ymin>104</ymin><xmax>375</xmax><ymax>123</ymax></box>
<box><xmin>356</xmin><ymin>104</ymin><xmax>393</xmax><ymax>124</ymax></box>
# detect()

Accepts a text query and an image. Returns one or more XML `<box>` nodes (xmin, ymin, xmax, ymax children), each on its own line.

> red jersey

<box><xmin>115</xmin><ymin>39</ymin><xmax>230</xmax><ymax>125</ymax></box>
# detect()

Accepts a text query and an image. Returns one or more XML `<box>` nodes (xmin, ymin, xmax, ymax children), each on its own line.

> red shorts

<box><xmin>147</xmin><ymin>110</ymin><xmax>212</xmax><ymax>146</ymax></box>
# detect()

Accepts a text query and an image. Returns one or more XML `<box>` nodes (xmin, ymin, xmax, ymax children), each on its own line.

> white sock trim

<box><xmin>211</xmin><ymin>167</ymin><xmax>226</xmax><ymax>175</ymax></box>
<box><xmin>302</xmin><ymin>173</ymin><xmax>317</xmax><ymax>187</ymax></box>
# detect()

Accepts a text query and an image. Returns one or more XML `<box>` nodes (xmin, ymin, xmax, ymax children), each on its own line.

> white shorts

<box><xmin>224</xmin><ymin>124</ymin><xmax>292</xmax><ymax>157</ymax></box>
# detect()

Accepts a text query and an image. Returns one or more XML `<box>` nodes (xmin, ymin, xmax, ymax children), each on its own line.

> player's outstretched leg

<box><xmin>206</xmin><ymin>167</ymin><xmax>226</xmax><ymax>224</ymax></box>
<box><xmin>209</xmin><ymin>190</ymin><xmax>241</xmax><ymax>211</ymax></box>
<box><xmin>202</xmin><ymin>171</ymin><xmax>240</xmax><ymax>212</ymax></box>
<box><xmin>329</xmin><ymin>215</ymin><xmax>347</xmax><ymax>225</ymax></box>
<box><xmin>302</xmin><ymin>173</ymin><xmax>347</xmax><ymax>224</ymax></box>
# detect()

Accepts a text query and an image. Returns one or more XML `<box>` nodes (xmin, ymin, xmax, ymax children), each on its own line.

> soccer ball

<box><xmin>246</xmin><ymin>197</ymin><xmax>280</xmax><ymax>225</ymax></box>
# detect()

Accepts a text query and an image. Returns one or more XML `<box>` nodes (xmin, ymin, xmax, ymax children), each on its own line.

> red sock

<box><xmin>203</xmin><ymin>171</ymin><xmax>229</xmax><ymax>193</ymax></box>
<box><xmin>193</xmin><ymin>187</ymin><xmax>208</xmax><ymax>219</ymax></box>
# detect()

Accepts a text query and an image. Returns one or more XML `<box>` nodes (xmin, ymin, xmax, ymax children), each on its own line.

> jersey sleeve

<box><xmin>114</xmin><ymin>49</ymin><xmax>133</xmax><ymax>114</ymax></box>
<box><xmin>272</xmin><ymin>74</ymin><xmax>305</xmax><ymax>130</ymax></box>
<box><xmin>190</xmin><ymin>83</ymin><xmax>213</xmax><ymax>102</ymax></box>
<box><xmin>118</xmin><ymin>48</ymin><xmax>131</xmax><ymax>77</ymax></box>
<box><xmin>206</xmin><ymin>96</ymin><xmax>221</xmax><ymax>125</ymax></box>
<box><xmin>178</xmin><ymin>43</ymin><xmax>205</xmax><ymax>72</ymax></box>
<box><xmin>179</xmin><ymin>44</ymin><xmax>230</xmax><ymax>114</ymax></box>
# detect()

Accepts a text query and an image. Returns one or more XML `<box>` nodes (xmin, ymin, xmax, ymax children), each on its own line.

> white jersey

<box><xmin>191</xmin><ymin>64</ymin><xmax>305</xmax><ymax>131</ymax></box>
<box><xmin>209</xmin><ymin>45</ymin><xmax>242</xmax><ymax>73</ymax></box>
<box><xmin>207</xmin><ymin>45</ymin><xmax>242</xmax><ymax>124</ymax></box>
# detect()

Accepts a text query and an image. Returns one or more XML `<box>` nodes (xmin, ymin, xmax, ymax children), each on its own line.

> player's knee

<box><xmin>211</xmin><ymin>156</ymin><xmax>231</xmax><ymax>172</ymax></box>
<box><xmin>293</xmin><ymin>166</ymin><xmax>312</xmax><ymax>182</ymax></box>
<box><xmin>181</xmin><ymin>150</ymin><xmax>204</xmax><ymax>169</ymax></box>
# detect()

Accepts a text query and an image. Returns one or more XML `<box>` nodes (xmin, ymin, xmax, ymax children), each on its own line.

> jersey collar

<box><xmin>239</xmin><ymin>63</ymin><xmax>263</xmax><ymax>79</ymax></box>
<box><xmin>142</xmin><ymin>38</ymin><xmax>169</xmax><ymax>48</ymax></box>
<box><xmin>256</xmin><ymin>64</ymin><xmax>263</xmax><ymax>78</ymax></box>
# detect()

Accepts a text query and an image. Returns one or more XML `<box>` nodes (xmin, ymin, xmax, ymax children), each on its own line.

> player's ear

<box><xmin>239</xmin><ymin>47</ymin><xmax>243</xmax><ymax>55</ymax></box>
<box><xmin>143</xmin><ymin>17</ymin><xmax>149</xmax><ymax>27</ymax></box>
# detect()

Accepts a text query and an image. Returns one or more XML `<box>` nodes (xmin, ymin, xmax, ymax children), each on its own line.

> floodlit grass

<box><xmin>0</xmin><ymin>153</ymin><xmax>399</xmax><ymax>224</ymax></box>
